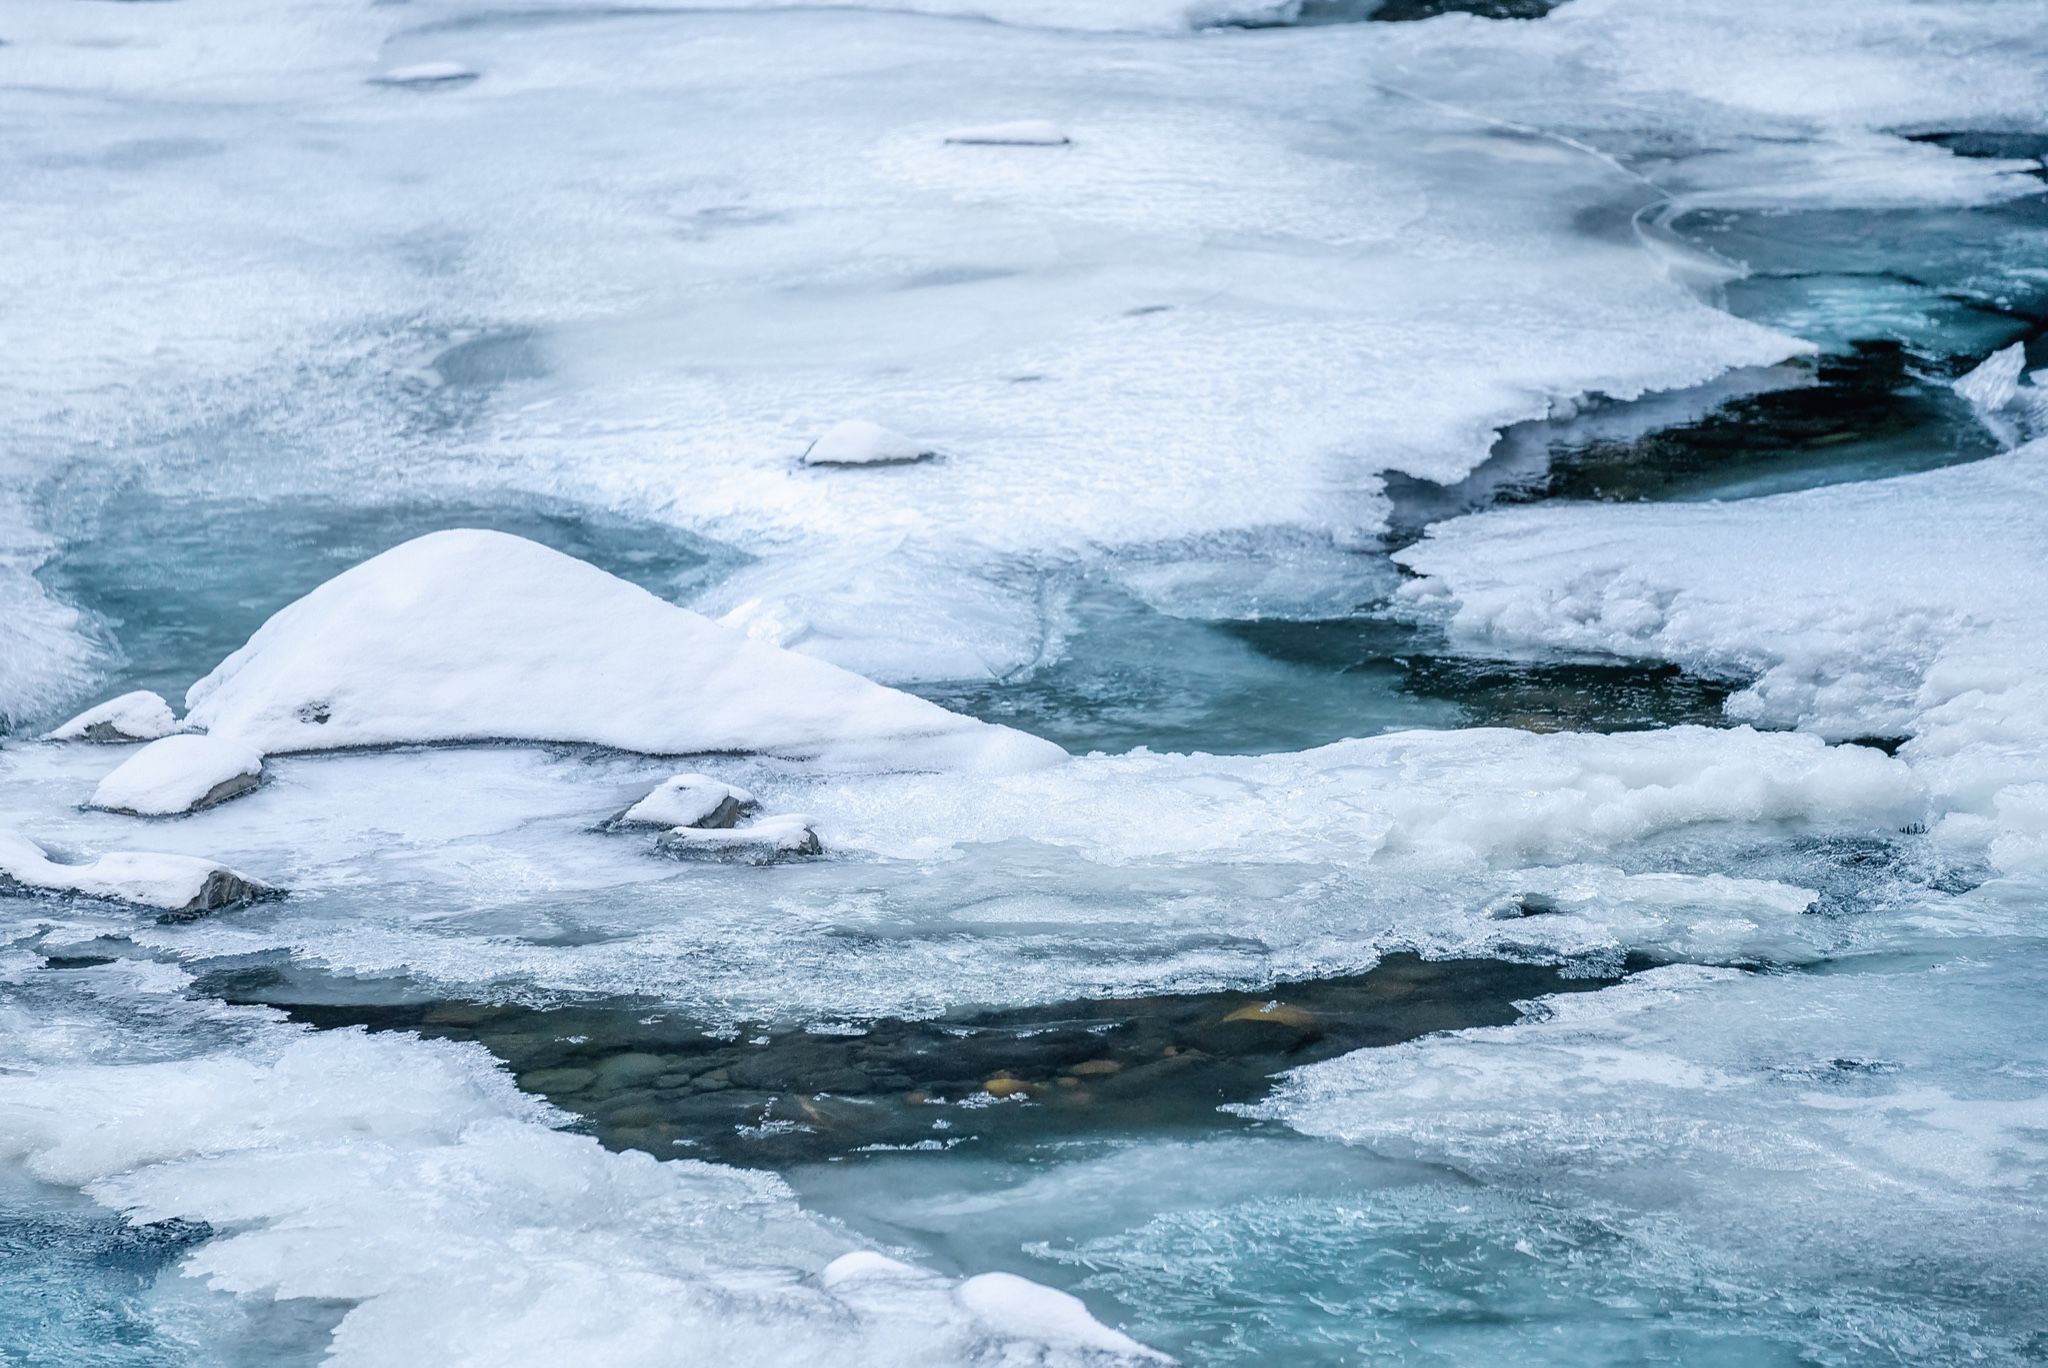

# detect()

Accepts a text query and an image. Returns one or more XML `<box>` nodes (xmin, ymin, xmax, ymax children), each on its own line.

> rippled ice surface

<box><xmin>4</xmin><ymin>0</ymin><xmax>2047</xmax><ymax>1363</ymax></box>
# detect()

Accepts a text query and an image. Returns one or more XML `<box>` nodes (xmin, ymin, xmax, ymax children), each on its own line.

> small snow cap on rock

<box><xmin>89</xmin><ymin>734</ymin><xmax>264</xmax><ymax>817</ymax></box>
<box><xmin>0</xmin><ymin>833</ymin><xmax>276</xmax><ymax>920</ymax></box>
<box><xmin>373</xmin><ymin>61</ymin><xmax>478</xmax><ymax>88</ymax></box>
<box><xmin>183</xmin><ymin>530</ymin><xmax>1060</xmax><ymax>773</ymax></box>
<box><xmin>800</xmin><ymin>420</ymin><xmax>936</xmax><ymax>468</ymax></box>
<box><xmin>943</xmin><ymin>120</ymin><xmax>1071</xmax><ymax>146</ymax></box>
<box><xmin>820</xmin><ymin>1251</ymin><xmax>921</xmax><ymax>1289</ymax></box>
<box><xmin>45</xmin><ymin>691</ymin><xmax>178</xmax><ymax>744</ymax></box>
<box><xmin>655</xmin><ymin>813</ymin><xmax>822</xmax><ymax>863</ymax></box>
<box><xmin>612</xmin><ymin>773</ymin><xmax>757</xmax><ymax>830</ymax></box>
<box><xmin>956</xmin><ymin>1272</ymin><xmax>1169</xmax><ymax>1361</ymax></box>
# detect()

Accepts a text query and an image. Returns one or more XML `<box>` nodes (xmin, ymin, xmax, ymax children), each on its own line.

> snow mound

<box><xmin>0</xmin><ymin>833</ymin><xmax>274</xmax><ymax>917</ymax></box>
<box><xmin>943</xmin><ymin>120</ymin><xmax>1071</xmax><ymax>146</ymax></box>
<box><xmin>957</xmin><ymin>1272</ymin><xmax>1170</xmax><ymax>1360</ymax></box>
<box><xmin>800</xmin><ymin>421</ymin><xmax>936</xmax><ymax>468</ymax></box>
<box><xmin>45</xmin><ymin>691</ymin><xmax>178</xmax><ymax>744</ymax></box>
<box><xmin>182</xmin><ymin>531</ymin><xmax>1061</xmax><ymax>773</ymax></box>
<box><xmin>1395</xmin><ymin>439</ymin><xmax>2048</xmax><ymax>869</ymax></box>
<box><xmin>614</xmin><ymin>773</ymin><xmax>758</xmax><ymax>830</ymax></box>
<box><xmin>89</xmin><ymin>735</ymin><xmax>264</xmax><ymax>817</ymax></box>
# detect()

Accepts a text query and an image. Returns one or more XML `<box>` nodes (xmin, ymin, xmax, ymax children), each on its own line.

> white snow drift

<box><xmin>182</xmin><ymin>530</ymin><xmax>1060</xmax><ymax>773</ymax></box>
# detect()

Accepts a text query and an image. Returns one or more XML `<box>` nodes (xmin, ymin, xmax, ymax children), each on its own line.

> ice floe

<box><xmin>1398</xmin><ymin>437</ymin><xmax>2048</xmax><ymax>870</ymax></box>
<box><xmin>181</xmin><ymin>530</ymin><xmax>1061</xmax><ymax>772</ymax></box>
<box><xmin>0</xmin><ymin>833</ymin><xmax>273</xmax><ymax>917</ymax></box>
<box><xmin>88</xmin><ymin>734</ymin><xmax>265</xmax><ymax>817</ymax></box>
<box><xmin>45</xmin><ymin>691</ymin><xmax>178</xmax><ymax>744</ymax></box>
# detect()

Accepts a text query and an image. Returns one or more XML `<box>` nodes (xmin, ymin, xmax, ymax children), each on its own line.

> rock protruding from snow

<box><xmin>800</xmin><ymin>420</ymin><xmax>937</xmax><ymax>468</ymax></box>
<box><xmin>655</xmin><ymin>813</ymin><xmax>822</xmax><ymax>863</ymax></box>
<box><xmin>183</xmin><ymin>530</ymin><xmax>1061</xmax><ymax>773</ymax></box>
<box><xmin>45</xmin><ymin>691</ymin><xmax>178</xmax><ymax>743</ymax></box>
<box><xmin>943</xmin><ymin>120</ymin><xmax>1071</xmax><ymax>146</ymax></box>
<box><xmin>0</xmin><ymin>833</ymin><xmax>276</xmax><ymax>920</ymax></box>
<box><xmin>372</xmin><ymin>61</ymin><xmax>478</xmax><ymax>88</ymax></box>
<box><xmin>88</xmin><ymin>734</ymin><xmax>265</xmax><ymax>817</ymax></box>
<box><xmin>610</xmin><ymin>773</ymin><xmax>758</xmax><ymax>830</ymax></box>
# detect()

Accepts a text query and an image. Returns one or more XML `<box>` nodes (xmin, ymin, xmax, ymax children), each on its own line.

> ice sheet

<box><xmin>1397</xmin><ymin>440</ymin><xmax>2048</xmax><ymax>870</ymax></box>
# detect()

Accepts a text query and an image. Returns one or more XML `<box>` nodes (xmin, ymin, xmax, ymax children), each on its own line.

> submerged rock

<box><xmin>942</xmin><ymin>120</ymin><xmax>1071</xmax><ymax>146</ymax></box>
<box><xmin>372</xmin><ymin>61</ymin><xmax>478</xmax><ymax>88</ymax></box>
<box><xmin>89</xmin><ymin>734</ymin><xmax>264</xmax><ymax>816</ymax></box>
<box><xmin>800</xmin><ymin>420</ymin><xmax>937</xmax><ymax>468</ymax></box>
<box><xmin>655</xmin><ymin>813</ymin><xmax>822</xmax><ymax>864</ymax></box>
<box><xmin>0</xmin><ymin>833</ymin><xmax>276</xmax><ymax>920</ymax></box>
<box><xmin>608</xmin><ymin>773</ymin><xmax>757</xmax><ymax>831</ymax></box>
<box><xmin>45</xmin><ymin>691</ymin><xmax>179</xmax><ymax>743</ymax></box>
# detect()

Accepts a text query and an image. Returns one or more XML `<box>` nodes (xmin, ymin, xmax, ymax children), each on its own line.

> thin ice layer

<box><xmin>0</xmin><ymin>723</ymin><xmax>1929</xmax><ymax>1019</ymax></box>
<box><xmin>0</xmin><ymin>957</ymin><xmax>1165</xmax><ymax>1367</ymax></box>
<box><xmin>183</xmin><ymin>531</ymin><xmax>1060</xmax><ymax>772</ymax></box>
<box><xmin>1397</xmin><ymin>440</ymin><xmax>2048</xmax><ymax>870</ymax></box>
<box><xmin>1242</xmin><ymin>940</ymin><xmax>2048</xmax><ymax>1363</ymax></box>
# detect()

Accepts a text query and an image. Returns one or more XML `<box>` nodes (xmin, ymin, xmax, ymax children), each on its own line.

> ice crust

<box><xmin>1397</xmin><ymin>440</ymin><xmax>2048</xmax><ymax>870</ymax></box>
<box><xmin>0</xmin><ymin>962</ymin><xmax>1167</xmax><ymax>1368</ymax></box>
<box><xmin>88</xmin><ymin>734</ymin><xmax>265</xmax><ymax>817</ymax></box>
<box><xmin>0</xmin><ymin>721</ymin><xmax>1927</xmax><ymax>1018</ymax></box>
<box><xmin>24</xmin><ymin>0</ymin><xmax>2047</xmax><ymax>690</ymax></box>
<box><xmin>182</xmin><ymin>530</ymin><xmax>1060</xmax><ymax>772</ymax></box>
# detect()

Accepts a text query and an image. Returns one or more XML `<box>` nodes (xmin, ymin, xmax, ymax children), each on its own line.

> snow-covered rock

<box><xmin>799</xmin><ymin>420</ymin><xmax>937</xmax><ymax>468</ymax></box>
<box><xmin>0</xmin><ymin>833</ymin><xmax>275</xmax><ymax>919</ymax></box>
<box><xmin>44</xmin><ymin>691</ymin><xmax>178</xmax><ymax>744</ymax></box>
<box><xmin>89</xmin><ymin>734</ymin><xmax>265</xmax><ymax>817</ymax></box>
<box><xmin>372</xmin><ymin>61</ymin><xmax>478</xmax><ymax>88</ymax></box>
<box><xmin>611</xmin><ymin>773</ymin><xmax>757</xmax><ymax>830</ymax></box>
<box><xmin>655</xmin><ymin>813</ymin><xmax>822</xmax><ymax>863</ymax></box>
<box><xmin>942</xmin><ymin>119</ymin><xmax>1071</xmax><ymax>146</ymax></box>
<box><xmin>181</xmin><ymin>530</ymin><xmax>1062</xmax><ymax>773</ymax></box>
<box><xmin>955</xmin><ymin>1272</ymin><xmax>1167</xmax><ymax>1361</ymax></box>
